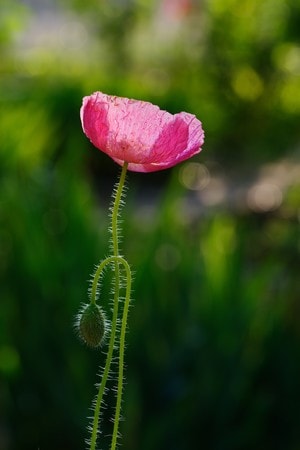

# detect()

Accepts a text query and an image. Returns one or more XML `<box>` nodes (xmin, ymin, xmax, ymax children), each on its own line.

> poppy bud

<box><xmin>76</xmin><ymin>303</ymin><xmax>106</xmax><ymax>348</ymax></box>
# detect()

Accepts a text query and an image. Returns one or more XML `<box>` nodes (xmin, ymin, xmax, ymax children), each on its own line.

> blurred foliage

<box><xmin>0</xmin><ymin>0</ymin><xmax>300</xmax><ymax>449</ymax></box>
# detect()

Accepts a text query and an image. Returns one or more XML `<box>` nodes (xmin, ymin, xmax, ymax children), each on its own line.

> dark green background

<box><xmin>0</xmin><ymin>0</ymin><xmax>300</xmax><ymax>449</ymax></box>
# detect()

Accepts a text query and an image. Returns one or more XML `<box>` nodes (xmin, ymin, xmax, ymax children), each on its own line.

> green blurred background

<box><xmin>1</xmin><ymin>0</ymin><xmax>300</xmax><ymax>449</ymax></box>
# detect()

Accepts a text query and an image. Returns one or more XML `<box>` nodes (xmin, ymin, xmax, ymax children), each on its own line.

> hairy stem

<box><xmin>110</xmin><ymin>258</ymin><xmax>131</xmax><ymax>450</ymax></box>
<box><xmin>89</xmin><ymin>162</ymin><xmax>129</xmax><ymax>450</ymax></box>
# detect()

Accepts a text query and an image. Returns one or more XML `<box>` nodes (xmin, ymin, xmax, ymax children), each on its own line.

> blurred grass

<box><xmin>0</xmin><ymin>0</ymin><xmax>300</xmax><ymax>449</ymax></box>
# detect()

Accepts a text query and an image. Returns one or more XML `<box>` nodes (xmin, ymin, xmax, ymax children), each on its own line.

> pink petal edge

<box><xmin>80</xmin><ymin>91</ymin><xmax>204</xmax><ymax>172</ymax></box>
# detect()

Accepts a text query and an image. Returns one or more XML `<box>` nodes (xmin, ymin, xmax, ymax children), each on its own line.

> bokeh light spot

<box><xmin>231</xmin><ymin>66</ymin><xmax>264</xmax><ymax>101</ymax></box>
<box><xmin>199</xmin><ymin>177</ymin><xmax>227</xmax><ymax>206</ymax></box>
<box><xmin>247</xmin><ymin>183</ymin><xmax>283</xmax><ymax>212</ymax></box>
<box><xmin>272</xmin><ymin>43</ymin><xmax>300</xmax><ymax>75</ymax></box>
<box><xmin>279</xmin><ymin>78</ymin><xmax>300</xmax><ymax>113</ymax></box>
<box><xmin>179</xmin><ymin>162</ymin><xmax>210</xmax><ymax>191</ymax></box>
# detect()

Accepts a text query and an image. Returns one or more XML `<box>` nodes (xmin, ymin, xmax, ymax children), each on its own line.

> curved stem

<box><xmin>90</xmin><ymin>163</ymin><xmax>128</xmax><ymax>450</ymax></box>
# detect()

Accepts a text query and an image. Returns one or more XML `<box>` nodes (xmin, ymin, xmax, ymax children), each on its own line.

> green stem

<box><xmin>112</xmin><ymin>162</ymin><xmax>128</xmax><ymax>260</ymax></box>
<box><xmin>89</xmin><ymin>163</ymin><xmax>129</xmax><ymax>450</ymax></box>
<box><xmin>110</xmin><ymin>259</ymin><xmax>131</xmax><ymax>450</ymax></box>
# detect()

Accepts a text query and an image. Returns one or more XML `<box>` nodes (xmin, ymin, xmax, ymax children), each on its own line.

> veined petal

<box><xmin>80</xmin><ymin>91</ymin><xmax>204</xmax><ymax>172</ymax></box>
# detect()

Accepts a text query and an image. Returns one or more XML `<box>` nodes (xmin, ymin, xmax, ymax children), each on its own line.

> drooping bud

<box><xmin>76</xmin><ymin>303</ymin><xmax>106</xmax><ymax>348</ymax></box>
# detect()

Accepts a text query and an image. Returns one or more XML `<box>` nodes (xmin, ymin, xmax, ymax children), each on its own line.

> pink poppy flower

<box><xmin>80</xmin><ymin>91</ymin><xmax>204</xmax><ymax>173</ymax></box>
